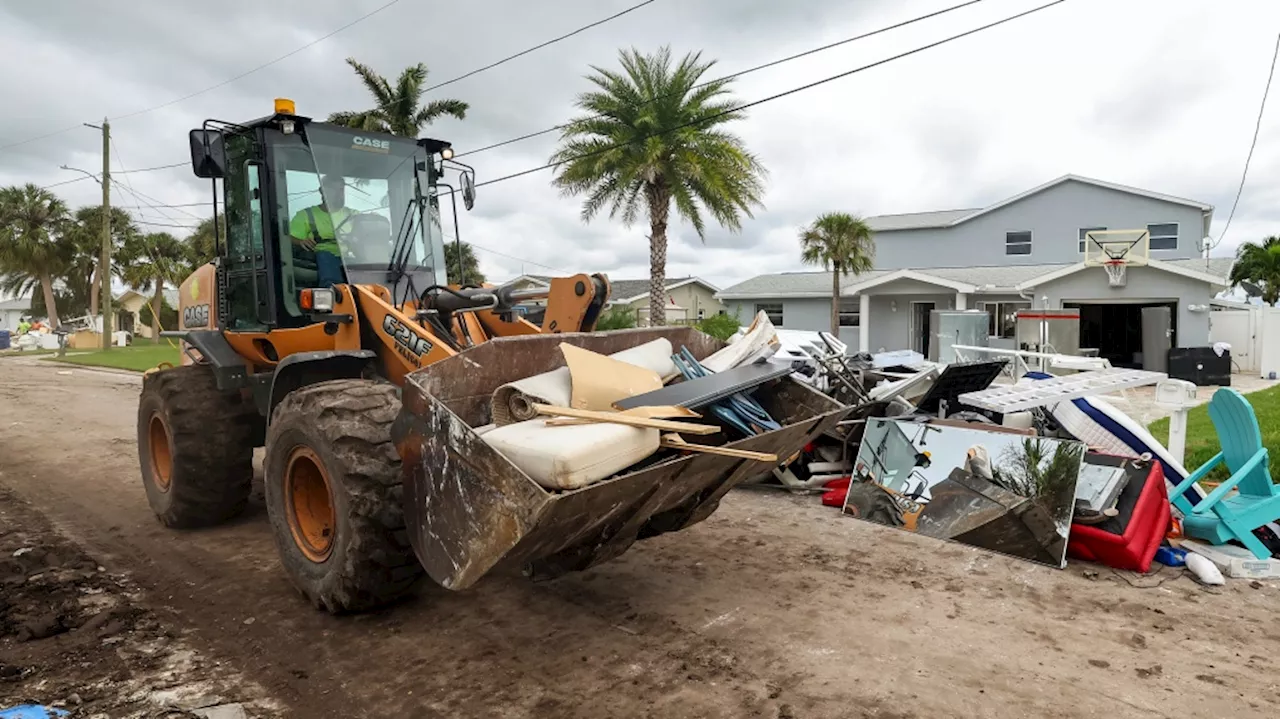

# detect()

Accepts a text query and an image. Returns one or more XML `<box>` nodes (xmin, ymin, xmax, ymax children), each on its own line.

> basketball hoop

<box><xmin>1103</xmin><ymin>259</ymin><xmax>1128</xmax><ymax>287</ymax></box>
<box><xmin>1084</xmin><ymin>229</ymin><xmax>1148</xmax><ymax>288</ymax></box>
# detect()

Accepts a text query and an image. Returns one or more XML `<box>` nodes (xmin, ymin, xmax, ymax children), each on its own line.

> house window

<box><xmin>1078</xmin><ymin>226</ymin><xmax>1107</xmax><ymax>253</ymax></box>
<box><xmin>755</xmin><ymin>303</ymin><xmax>783</xmax><ymax>326</ymax></box>
<box><xmin>838</xmin><ymin>299</ymin><xmax>860</xmax><ymax>327</ymax></box>
<box><xmin>1148</xmin><ymin>223</ymin><xmax>1178</xmax><ymax>251</ymax></box>
<box><xmin>1005</xmin><ymin>231</ymin><xmax>1032</xmax><ymax>255</ymax></box>
<box><xmin>979</xmin><ymin>301</ymin><xmax>1030</xmax><ymax>339</ymax></box>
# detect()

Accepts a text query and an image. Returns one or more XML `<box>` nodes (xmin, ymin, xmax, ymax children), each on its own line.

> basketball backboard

<box><xmin>1083</xmin><ymin>229</ymin><xmax>1149</xmax><ymax>287</ymax></box>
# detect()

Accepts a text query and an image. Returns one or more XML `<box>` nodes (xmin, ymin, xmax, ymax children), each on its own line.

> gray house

<box><xmin>718</xmin><ymin>175</ymin><xmax>1233</xmax><ymax>366</ymax></box>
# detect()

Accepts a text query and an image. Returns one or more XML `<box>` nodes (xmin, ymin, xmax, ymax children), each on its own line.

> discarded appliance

<box><xmin>1066</xmin><ymin>454</ymin><xmax>1170</xmax><ymax>573</ymax></box>
<box><xmin>928</xmin><ymin>310</ymin><xmax>990</xmax><ymax>364</ymax></box>
<box><xmin>1015</xmin><ymin>308</ymin><xmax>1080</xmax><ymax>358</ymax></box>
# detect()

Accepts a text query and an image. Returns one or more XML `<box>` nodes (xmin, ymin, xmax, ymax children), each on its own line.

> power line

<box><xmin>39</xmin><ymin>161</ymin><xmax>189</xmax><ymax>191</ymax></box>
<box><xmin>1211</xmin><ymin>31</ymin><xmax>1280</xmax><ymax>252</ymax></box>
<box><xmin>131</xmin><ymin>218</ymin><xmax>201</xmax><ymax>229</ymax></box>
<box><xmin>0</xmin><ymin>0</ymin><xmax>403</xmax><ymax>151</ymax></box>
<box><xmin>444</xmin><ymin>231</ymin><xmax>571</xmax><ymax>274</ymax></box>
<box><xmin>455</xmin><ymin>0</ymin><xmax>984</xmax><ymax>159</ymax></box>
<box><xmin>474</xmin><ymin>0</ymin><xmax>1067</xmax><ymax>190</ymax></box>
<box><xmin>425</xmin><ymin>0</ymin><xmax>657</xmax><ymax>93</ymax></box>
<box><xmin>112</xmin><ymin>182</ymin><xmax>206</xmax><ymax>222</ymax></box>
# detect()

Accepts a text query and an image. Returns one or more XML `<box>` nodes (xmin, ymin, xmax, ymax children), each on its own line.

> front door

<box><xmin>912</xmin><ymin>302</ymin><xmax>935</xmax><ymax>356</ymax></box>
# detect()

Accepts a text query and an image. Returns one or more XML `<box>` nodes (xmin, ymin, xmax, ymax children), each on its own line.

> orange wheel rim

<box><xmin>284</xmin><ymin>447</ymin><xmax>336</xmax><ymax>563</ymax></box>
<box><xmin>148</xmin><ymin>413</ymin><xmax>173</xmax><ymax>491</ymax></box>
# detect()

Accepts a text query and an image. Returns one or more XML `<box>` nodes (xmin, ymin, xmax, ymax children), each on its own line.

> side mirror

<box><xmin>460</xmin><ymin>170</ymin><xmax>476</xmax><ymax>211</ymax></box>
<box><xmin>189</xmin><ymin>129</ymin><xmax>226</xmax><ymax>179</ymax></box>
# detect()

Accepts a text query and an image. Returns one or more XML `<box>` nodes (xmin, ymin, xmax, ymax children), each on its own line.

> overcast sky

<box><xmin>2</xmin><ymin>0</ymin><xmax>1279</xmax><ymax>290</ymax></box>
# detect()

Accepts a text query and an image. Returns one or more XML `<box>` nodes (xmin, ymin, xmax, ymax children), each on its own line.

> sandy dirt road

<box><xmin>2</xmin><ymin>358</ymin><xmax>1279</xmax><ymax>718</ymax></box>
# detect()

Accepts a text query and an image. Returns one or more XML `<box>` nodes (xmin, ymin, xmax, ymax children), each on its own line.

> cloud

<box><xmin>2</xmin><ymin>0</ymin><xmax>1280</xmax><ymax>293</ymax></box>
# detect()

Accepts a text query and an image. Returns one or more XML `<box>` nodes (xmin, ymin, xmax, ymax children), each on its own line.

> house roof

<box><xmin>865</xmin><ymin>175</ymin><xmax>1214</xmax><ymax>233</ymax></box>
<box><xmin>866</xmin><ymin>209</ymin><xmax>979</xmax><ymax>232</ymax></box>
<box><xmin>718</xmin><ymin>256</ymin><xmax>1235</xmax><ymax>299</ymax></box>
<box><xmin>609</xmin><ymin>276</ymin><xmax>719</xmax><ymax>303</ymax></box>
<box><xmin>0</xmin><ymin>297</ymin><xmax>32</xmax><ymax>311</ymax></box>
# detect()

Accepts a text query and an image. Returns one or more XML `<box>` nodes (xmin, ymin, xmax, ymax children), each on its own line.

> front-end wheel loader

<box><xmin>136</xmin><ymin>99</ymin><xmax>848</xmax><ymax>613</ymax></box>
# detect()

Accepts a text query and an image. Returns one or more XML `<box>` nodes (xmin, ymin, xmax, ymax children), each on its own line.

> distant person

<box><xmin>289</xmin><ymin>174</ymin><xmax>352</xmax><ymax>287</ymax></box>
<box><xmin>16</xmin><ymin>317</ymin><xmax>31</xmax><ymax>335</ymax></box>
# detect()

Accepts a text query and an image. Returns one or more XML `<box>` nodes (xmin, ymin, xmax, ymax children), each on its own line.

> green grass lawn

<box><xmin>1148</xmin><ymin>384</ymin><xmax>1280</xmax><ymax>482</ymax></box>
<box><xmin>45</xmin><ymin>342</ymin><xmax>181</xmax><ymax>372</ymax></box>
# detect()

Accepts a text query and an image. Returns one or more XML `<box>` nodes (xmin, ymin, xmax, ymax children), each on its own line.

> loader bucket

<box><xmin>391</xmin><ymin>327</ymin><xmax>850</xmax><ymax>591</ymax></box>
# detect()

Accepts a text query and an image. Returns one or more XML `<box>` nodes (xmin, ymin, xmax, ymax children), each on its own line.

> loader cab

<box><xmin>189</xmin><ymin>101</ymin><xmax>470</xmax><ymax>332</ymax></box>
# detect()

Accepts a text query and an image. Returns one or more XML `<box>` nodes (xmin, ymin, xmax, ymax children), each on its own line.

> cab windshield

<box><xmin>268</xmin><ymin>125</ymin><xmax>445</xmax><ymax>302</ymax></box>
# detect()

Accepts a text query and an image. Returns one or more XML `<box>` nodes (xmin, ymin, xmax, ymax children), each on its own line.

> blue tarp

<box><xmin>0</xmin><ymin>706</ymin><xmax>70</xmax><ymax>719</ymax></box>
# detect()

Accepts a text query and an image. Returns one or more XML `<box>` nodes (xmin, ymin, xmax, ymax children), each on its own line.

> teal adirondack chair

<box><xmin>1171</xmin><ymin>388</ymin><xmax>1280</xmax><ymax>560</ymax></box>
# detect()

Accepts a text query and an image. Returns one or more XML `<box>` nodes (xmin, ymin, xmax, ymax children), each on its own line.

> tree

<box><xmin>799</xmin><ymin>212</ymin><xmax>876</xmax><ymax>335</ymax></box>
<box><xmin>328</xmin><ymin>58</ymin><xmax>469</xmax><ymax>137</ymax></box>
<box><xmin>695</xmin><ymin>312</ymin><xmax>740</xmax><ymax>341</ymax></box>
<box><xmin>595</xmin><ymin>305</ymin><xmax>638</xmax><ymax>330</ymax></box>
<box><xmin>1229</xmin><ymin>236</ymin><xmax>1280</xmax><ymax>305</ymax></box>
<box><xmin>186</xmin><ymin>213</ymin><xmax>223</xmax><ymax>270</ymax></box>
<box><xmin>0</xmin><ymin>184</ymin><xmax>71</xmax><ymax>327</ymax></box>
<box><xmin>64</xmin><ymin>206</ymin><xmax>135</xmax><ymax>316</ymax></box>
<box><xmin>121</xmin><ymin>232</ymin><xmax>190</xmax><ymax>339</ymax></box>
<box><xmin>549</xmin><ymin>47</ymin><xmax>767</xmax><ymax>325</ymax></box>
<box><xmin>443</xmin><ymin>241</ymin><xmax>485</xmax><ymax>285</ymax></box>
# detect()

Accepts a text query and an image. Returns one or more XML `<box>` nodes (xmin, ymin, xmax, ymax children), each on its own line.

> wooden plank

<box><xmin>531</xmin><ymin>404</ymin><xmax>721</xmax><ymax>435</ymax></box>
<box><xmin>660</xmin><ymin>435</ymin><xmax>778</xmax><ymax>462</ymax></box>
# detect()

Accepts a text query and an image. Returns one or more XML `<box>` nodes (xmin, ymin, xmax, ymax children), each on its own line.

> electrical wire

<box><xmin>425</xmin><ymin>0</ymin><xmax>657</xmax><ymax>93</ymax></box>
<box><xmin>455</xmin><ymin>0</ymin><xmax>984</xmax><ymax>159</ymax></box>
<box><xmin>473</xmin><ymin>0</ymin><xmax>1067</xmax><ymax>190</ymax></box>
<box><xmin>444</xmin><ymin>232</ymin><xmax>571</xmax><ymax>274</ymax></box>
<box><xmin>1209</xmin><ymin>31</ymin><xmax>1280</xmax><ymax>252</ymax></box>
<box><xmin>0</xmin><ymin>0</ymin><xmax>404</xmax><ymax>151</ymax></box>
<box><xmin>112</xmin><ymin>182</ymin><xmax>206</xmax><ymax>222</ymax></box>
<box><xmin>130</xmin><ymin>218</ymin><xmax>201</xmax><ymax>229</ymax></box>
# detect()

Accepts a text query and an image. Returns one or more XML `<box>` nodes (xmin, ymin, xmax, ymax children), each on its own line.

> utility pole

<box><xmin>85</xmin><ymin>119</ymin><xmax>112</xmax><ymax>350</ymax></box>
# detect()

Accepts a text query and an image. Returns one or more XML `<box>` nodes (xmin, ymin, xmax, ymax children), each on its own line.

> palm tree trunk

<box><xmin>645</xmin><ymin>182</ymin><xmax>671</xmax><ymax>326</ymax></box>
<box><xmin>39</xmin><ymin>273</ymin><xmax>59</xmax><ymax>329</ymax></box>
<box><xmin>151</xmin><ymin>284</ymin><xmax>163</xmax><ymax>340</ymax></box>
<box><xmin>88</xmin><ymin>264</ymin><xmax>100</xmax><ymax>316</ymax></box>
<box><xmin>830</xmin><ymin>263</ymin><xmax>841</xmax><ymax>336</ymax></box>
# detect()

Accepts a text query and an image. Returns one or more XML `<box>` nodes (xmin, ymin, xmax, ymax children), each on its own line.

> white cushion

<box><xmin>482</xmin><ymin>419</ymin><xmax>659</xmax><ymax>491</ymax></box>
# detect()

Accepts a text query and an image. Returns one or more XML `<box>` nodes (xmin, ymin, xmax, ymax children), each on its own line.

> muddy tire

<box><xmin>264</xmin><ymin>379</ymin><xmax>423</xmax><ymax>613</ymax></box>
<box><xmin>137</xmin><ymin>364</ymin><xmax>257</xmax><ymax>528</ymax></box>
<box><xmin>844</xmin><ymin>483</ymin><xmax>905</xmax><ymax>527</ymax></box>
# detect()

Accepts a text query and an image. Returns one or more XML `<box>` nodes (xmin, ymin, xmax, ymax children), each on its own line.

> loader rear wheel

<box><xmin>137</xmin><ymin>364</ymin><xmax>257</xmax><ymax>528</ymax></box>
<box><xmin>844</xmin><ymin>483</ymin><xmax>905</xmax><ymax>527</ymax></box>
<box><xmin>264</xmin><ymin>379</ymin><xmax>423</xmax><ymax>613</ymax></box>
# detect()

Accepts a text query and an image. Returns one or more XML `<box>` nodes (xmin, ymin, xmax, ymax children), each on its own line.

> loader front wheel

<box><xmin>137</xmin><ymin>364</ymin><xmax>256</xmax><ymax>528</ymax></box>
<box><xmin>264</xmin><ymin>380</ymin><xmax>423</xmax><ymax>613</ymax></box>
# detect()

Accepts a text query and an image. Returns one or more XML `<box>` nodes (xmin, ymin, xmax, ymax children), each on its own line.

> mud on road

<box><xmin>2</xmin><ymin>358</ymin><xmax>1279</xmax><ymax>718</ymax></box>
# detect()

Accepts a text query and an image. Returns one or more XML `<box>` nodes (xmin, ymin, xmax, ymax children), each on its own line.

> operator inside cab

<box><xmin>289</xmin><ymin>174</ymin><xmax>352</xmax><ymax>287</ymax></box>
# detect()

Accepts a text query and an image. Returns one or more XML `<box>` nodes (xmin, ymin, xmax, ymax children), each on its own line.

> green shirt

<box><xmin>289</xmin><ymin>206</ymin><xmax>352</xmax><ymax>257</ymax></box>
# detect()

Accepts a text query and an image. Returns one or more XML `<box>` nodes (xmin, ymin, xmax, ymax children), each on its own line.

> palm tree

<box><xmin>0</xmin><ymin>184</ymin><xmax>71</xmax><ymax>327</ymax></box>
<box><xmin>121</xmin><ymin>232</ymin><xmax>189</xmax><ymax>339</ymax></box>
<box><xmin>328</xmin><ymin>58</ymin><xmax>469</xmax><ymax>137</ymax></box>
<box><xmin>443</xmin><ymin>241</ymin><xmax>485</xmax><ymax>286</ymax></box>
<box><xmin>549</xmin><ymin>47</ymin><xmax>767</xmax><ymax>325</ymax></box>
<box><xmin>799</xmin><ymin>212</ymin><xmax>876</xmax><ymax>335</ymax></box>
<box><xmin>64</xmin><ymin>206</ymin><xmax>135</xmax><ymax>316</ymax></box>
<box><xmin>186</xmin><ymin>213</ymin><xmax>223</xmax><ymax>269</ymax></box>
<box><xmin>1229</xmin><ymin>236</ymin><xmax>1280</xmax><ymax>305</ymax></box>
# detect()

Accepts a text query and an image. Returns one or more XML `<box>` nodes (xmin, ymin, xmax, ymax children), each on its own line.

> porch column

<box><xmin>858</xmin><ymin>292</ymin><xmax>870</xmax><ymax>353</ymax></box>
<box><xmin>955</xmin><ymin>292</ymin><xmax>968</xmax><ymax>310</ymax></box>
